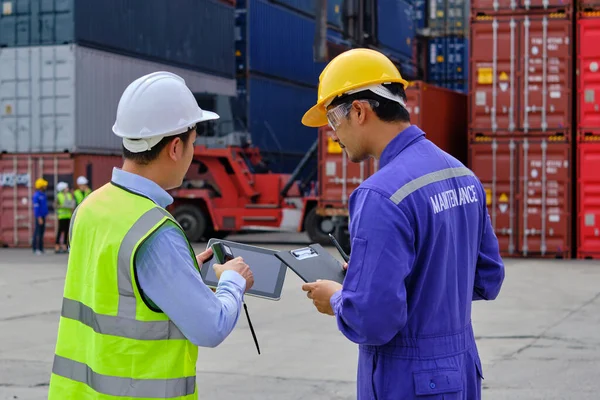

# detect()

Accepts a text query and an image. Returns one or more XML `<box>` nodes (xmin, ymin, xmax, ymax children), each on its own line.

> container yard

<box><xmin>1</xmin><ymin>0</ymin><xmax>600</xmax><ymax>399</ymax></box>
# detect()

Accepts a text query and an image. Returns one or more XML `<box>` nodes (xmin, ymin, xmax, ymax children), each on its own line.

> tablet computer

<box><xmin>275</xmin><ymin>244</ymin><xmax>346</xmax><ymax>284</ymax></box>
<box><xmin>200</xmin><ymin>239</ymin><xmax>287</xmax><ymax>301</ymax></box>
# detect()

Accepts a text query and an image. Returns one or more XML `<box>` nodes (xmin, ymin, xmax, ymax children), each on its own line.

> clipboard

<box><xmin>274</xmin><ymin>244</ymin><xmax>346</xmax><ymax>284</ymax></box>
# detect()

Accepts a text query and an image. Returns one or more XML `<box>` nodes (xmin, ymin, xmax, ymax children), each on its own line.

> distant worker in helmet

<box><xmin>300</xmin><ymin>48</ymin><xmax>505</xmax><ymax>400</ymax></box>
<box><xmin>32</xmin><ymin>178</ymin><xmax>49</xmax><ymax>255</ymax></box>
<box><xmin>48</xmin><ymin>71</ymin><xmax>254</xmax><ymax>399</ymax></box>
<box><xmin>73</xmin><ymin>176</ymin><xmax>92</xmax><ymax>206</ymax></box>
<box><xmin>54</xmin><ymin>181</ymin><xmax>75</xmax><ymax>254</ymax></box>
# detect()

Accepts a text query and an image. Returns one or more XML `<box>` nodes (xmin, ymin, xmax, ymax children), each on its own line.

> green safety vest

<box><xmin>56</xmin><ymin>192</ymin><xmax>75</xmax><ymax>220</ymax></box>
<box><xmin>48</xmin><ymin>182</ymin><xmax>199</xmax><ymax>400</ymax></box>
<box><xmin>74</xmin><ymin>187</ymin><xmax>92</xmax><ymax>205</ymax></box>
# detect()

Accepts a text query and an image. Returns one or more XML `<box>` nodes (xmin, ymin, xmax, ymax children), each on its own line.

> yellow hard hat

<box><xmin>35</xmin><ymin>178</ymin><xmax>48</xmax><ymax>189</ymax></box>
<box><xmin>302</xmin><ymin>48</ymin><xmax>409</xmax><ymax>127</ymax></box>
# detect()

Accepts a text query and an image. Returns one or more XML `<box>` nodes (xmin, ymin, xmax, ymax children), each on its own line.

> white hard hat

<box><xmin>112</xmin><ymin>71</ymin><xmax>220</xmax><ymax>153</ymax></box>
<box><xmin>56</xmin><ymin>182</ymin><xmax>68</xmax><ymax>192</ymax></box>
<box><xmin>77</xmin><ymin>176</ymin><xmax>88</xmax><ymax>185</ymax></box>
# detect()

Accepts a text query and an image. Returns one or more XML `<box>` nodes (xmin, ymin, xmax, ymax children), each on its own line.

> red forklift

<box><xmin>167</xmin><ymin>132</ymin><xmax>336</xmax><ymax>244</ymax></box>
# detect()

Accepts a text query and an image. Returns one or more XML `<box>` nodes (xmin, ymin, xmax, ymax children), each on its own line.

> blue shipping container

<box><xmin>376</xmin><ymin>0</ymin><xmax>415</xmax><ymax>59</ymax></box>
<box><xmin>427</xmin><ymin>36</ymin><xmax>468</xmax><ymax>93</ymax></box>
<box><xmin>427</xmin><ymin>0</ymin><xmax>468</xmax><ymax>36</ymax></box>
<box><xmin>246</xmin><ymin>75</ymin><xmax>318</xmax><ymax>173</ymax></box>
<box><xmin>377</xmin><ymin>46</ymin><xmax>418</xmax><ymax>81</ymax></box>
<box><xmin>0</xmin><ymin>0</ymin><xmax>235</xmax><ymax>78</ymax></box>
<box><xmin>414</xmin><ymin>0</ymin><xmax>427</xmax><ymax>31</ymax></box>
<box><xmin>244</xmin><ymin>0</ymin><xmax>351</xmax><ymax>87</ymax></box>
<box><xmin>269</xmin><ymin>0</ymin><xmax>345</xmax><ymax>29</ymax></box>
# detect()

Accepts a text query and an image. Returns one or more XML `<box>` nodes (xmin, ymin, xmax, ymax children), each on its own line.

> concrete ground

<box><xmin>1</xmin><ymin>231</ymin><xmax>599</xmax><ymax>399</ymax></box>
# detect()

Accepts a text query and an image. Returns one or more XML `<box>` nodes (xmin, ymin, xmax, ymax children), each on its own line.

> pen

<box><xmin>328</xmin><ymin>233</ymin><xmax>350</xmax><ymax>262</ymax></box>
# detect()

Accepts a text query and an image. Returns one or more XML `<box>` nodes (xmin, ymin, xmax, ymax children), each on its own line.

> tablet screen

<box><xmin>201</xmin><ymin>239</ymin><xmax>287</xmax><ymax>300</ymax></box>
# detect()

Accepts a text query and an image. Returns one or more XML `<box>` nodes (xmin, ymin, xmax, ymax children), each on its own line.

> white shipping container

<box><xmin>0</xmin><ymin>45</ymin><xmax>236</xmax><ymax>154</ymax></box>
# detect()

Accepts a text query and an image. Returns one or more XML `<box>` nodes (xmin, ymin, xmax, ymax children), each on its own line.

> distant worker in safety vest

<box><xmin>73</xmin><ymin>176</ymin><xmax>92</xmax><ymax>206</ymax></box>
<box><xmin>300</xmin><ymin>48</ymin><xmax>505</xmax><ymax>400</ymax></box>
<box><xmin>48</xmin><ymin>71</ymin><xmax>255</xmax><ymax>400</ymax></box>
<box><xmin>32</xmin><ymin>178</ymin><xmax>49</xmax><ymax>255</ymax></box>
<box><xmin>54</xmin><ymin>181</ymin><xmax>74</xmax><ymax>254</ymax></box>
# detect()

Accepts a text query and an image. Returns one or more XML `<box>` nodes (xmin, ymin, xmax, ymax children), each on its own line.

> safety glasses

<box><xmin>326</xmin><ymin>100</ymin><xmax>379</xmax><ymax>131</ymax></box>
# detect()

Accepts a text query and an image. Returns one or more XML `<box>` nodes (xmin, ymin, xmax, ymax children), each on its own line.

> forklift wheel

<box><xmin>173</xmin><ymin>205</ymin><xmax>207</xmax><ymax>242</ymax></box>
<box><xmin>304</xmin><ymin>208</ymin><xmax>335</xmax><ymax>246</ymax></box>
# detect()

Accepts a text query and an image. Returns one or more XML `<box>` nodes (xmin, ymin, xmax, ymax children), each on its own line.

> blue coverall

<box><xmin>329</xmin><ymin>125</ymin><xmax>505</xmax><ymax>399</ymax></box>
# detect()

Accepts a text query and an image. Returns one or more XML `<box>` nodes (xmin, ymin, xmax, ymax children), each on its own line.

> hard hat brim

<box><xmin>302</xmin><ymin>103</ymin><xmax>329</xmax><ymax>128</ymax></box>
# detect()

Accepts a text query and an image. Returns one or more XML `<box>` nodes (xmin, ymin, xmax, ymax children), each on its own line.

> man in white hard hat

<box><xmin>48</xmin><ymin>71</ymin><xmax>255</xmax><ymax>399</ymax></box>
<box><xmin>54</xmin><ymin>181</ymin><xmax>74</xmax><ymax>254</ymax></box>
<box><xmin>73</xmin><ymin>176</ymin><xmax>92</xmax><ymax>206</ymax></box>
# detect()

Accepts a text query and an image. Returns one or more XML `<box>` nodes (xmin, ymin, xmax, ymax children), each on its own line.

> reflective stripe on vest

<box><xmin>49</xmin><ymin>184</ymin><xmax>198</xmax><ymax>400</ymax></box>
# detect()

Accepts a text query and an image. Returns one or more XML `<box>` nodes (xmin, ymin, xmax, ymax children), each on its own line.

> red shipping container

<box><xmin>469</xmin><ymin>137</ymin><xmax>572</xmax><ymax>258</ymax></box>
<box><xmin>317</xmin><ymin>81</ymin><xmax>468</xmax><ymax>214</ymax></box>
<box><xmin>471</xmin><ymin>0</ymin><xmax>572</xmax><ymax>16</ymax></box>
<box><xmin>470</xmin><ymin>15</ymin><xmax>572</xmax><ymax>136</ymax></box>
<box><xmin>577</xmin><ymin>142</ymin><xmax>600</xmax><ymax>259</ymax></box>
<box><xmin>0</xmin><ymin>153</ymin><xmax>123</xmax><ymax>248</ymax></box>
<box><xmin>577</xmin><ymin>15</ymin><xmax>600</xmax><ymax>137</ymax></box>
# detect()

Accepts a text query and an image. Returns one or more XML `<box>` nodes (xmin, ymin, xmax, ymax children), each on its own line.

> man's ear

<box><xmin>353</xmin><ymin>100</ymin><xmax>367</xmax><ymax>125</ymax></box>
<box><xmin>167</xmin><ymin>137</ymin><xmax>182</xmax><ymax>161</ymax></box>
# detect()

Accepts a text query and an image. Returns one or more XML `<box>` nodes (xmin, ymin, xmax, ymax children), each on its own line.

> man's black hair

<box><xmin>328</xmin><ymin>82</ymin><xmax>410</xmax><ymax>123</ymax></box>
<box><xmin>122</xmin><ymin>128</ymin><xmax>194</xmax><ymax>165</ymax></box>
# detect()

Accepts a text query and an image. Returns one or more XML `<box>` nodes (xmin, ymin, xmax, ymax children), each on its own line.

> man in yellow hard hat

<box><xmin>32</xmin><ymin>178</ymin><xmax>49</xmax><ymax>255</ymax></box>
<box><xmin>301</xmin><ymin>48</ymin><xmax>504</xmax><ymax>400</ymax></box>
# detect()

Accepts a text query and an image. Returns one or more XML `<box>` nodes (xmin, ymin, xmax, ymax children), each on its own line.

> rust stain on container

<box><xmin>577</xmin><ymin>16</ymin><xmax>600</xmax><ymax>136</ymax></box>
<box><xmin>317</xmin><ymin>81</ymin><xmax>468</xmax><ymax>213</ymax></box>
<box><xmin>0</xmin><ymin>153</ymin><xmax>122</xmax><ymax>248</ymax></box>
<box><xmin>469</xmin><ymin>138</ymin><xmax>572</xmax><ymax>258</ymax></box>
<box><xmin>470</xmin><ymin>15</ymin><xmax>572</xmax><ymax>136</ymax></box>
<box><xmin>577</xmin><ymin>143</ymin><xmax>600</xmax><ymax>259</ymax></box>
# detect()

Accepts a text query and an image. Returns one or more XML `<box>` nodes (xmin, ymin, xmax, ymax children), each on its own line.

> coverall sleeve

<box><xmin>136</xmin><ymin>223</ymin><xmax>246</xmax><ymax>348</ymax></box>
<box><xmin>473</xmin><ymin>207</ymin><xmax>505</xmax><ymax>301</ymax></box>
<box><xmin>330</xmin><ymin>188</ymin><xmax>415</xmax><ymax>346</ymax></box>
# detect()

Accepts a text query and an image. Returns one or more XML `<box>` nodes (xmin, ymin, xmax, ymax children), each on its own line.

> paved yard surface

<box><xmin>1</xmin><ymin>232</ymin><xmax>599</xmax><ymax>399</ymax></box>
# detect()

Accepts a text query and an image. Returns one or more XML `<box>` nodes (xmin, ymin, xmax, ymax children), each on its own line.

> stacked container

<box><xmin>234</xmin><ymin>0</ymin><xmax>350</xmax><ymax>174</ymax></box>
<box><xmin>425</xmin><ymin>0</ymin><xmax>470</xmax><ymax>92</ymax></box>
<box><xmin>576</xmin><ymin>5</ymin><xmax>600</xmax><ymax>258</ymax></box>
<box><xmin>468</xmin><ymin>0</ymin><xmax>574</xmax><ymax>258</ymax></box>
<box><xmin>0</xmin><ymin>0</ymin><xmax>238</xmax><ymax>247</ymax></box>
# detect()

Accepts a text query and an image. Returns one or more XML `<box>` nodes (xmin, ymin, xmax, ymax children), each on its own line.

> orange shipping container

<box><xmin>317</xmin><ymin>81</ymin><xmax>468</xmax><ymax>214</ymax></box>
<box><xmin>0</xmin><ymin>153</ymin><xmax>123</xmax><ymax>248</ymax></box>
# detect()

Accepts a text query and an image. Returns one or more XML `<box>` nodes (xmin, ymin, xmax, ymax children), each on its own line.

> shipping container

<box><xmin>0</xmin><ymin>153</ymin><xmax>123</xmax><ymax>248</ymax></box>
<box><xmin>428</xmin><ymin>0</ymin><xmax>469</xmax><ymax>35</ymax></box>
<box><xmin>377</xmin><ymin>0</ymin><xmax>415</xmax><ymax>59</ymax></box>
<box><xmin>0</xmin><ymin>45</ymin><xmax>236</xmax><ymax>154</ymax></box>
<box><xmin>244</xmin><ymin>74</ymin><xmax>318</xmax><ymax>173</ymax></box>
<box><xmin>577</xmin><ymin>142</ymin><xmax>600</xmax><ymax>259</ymax></box>
<box><xmin>577</xmin><ymin>15</ymin><xmax>600</xmax><ymax>135</ymax></box>
<box><xmin>241</xmin><ymin>0</ymin><xmax>351</xmax><ymax>86</ymax></box>
<box><xmin>471</xmin><ymin>0</ymin><xmax>572</xmax><ymax>16</ymax></box>
<box><xmin>428</xmin><ymin>36</ymin><xmax>468</xmax><ymax>91</ymax></box>
<box><xmin>414</xmin><ymin>0</ymin><xmax>427</xmax><ymax>31</ymax></box>
<box><xmin>0</xmin><ymin>0</ymin><xmax>236</xmax><ymax>78</ymax></box>
<box><xmin>268</xmin><ymin>0</ymin><xmax>345</xmax><ymax>29</ymax></box>
<box><xmin>376</xmin><ymin>45</ymin><xmax>419</xmax><ymax>81</ymax></box>
<box><xmin>469</xmin><ymin>137</ymin><xmax>572</xmax><ymax>258</ymax></box>
<box><xmin>317</xmin><ymin>81</ymin><xmax>468</xmax><ymax>213</ymax></box>
<box><xmin>470</xmin><ymin>15</ymin><xmax>572</xmax><ymax>136</ymax></box>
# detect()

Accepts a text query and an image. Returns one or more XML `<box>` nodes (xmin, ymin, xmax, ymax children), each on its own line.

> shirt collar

<box><xmin>111</xmin><ymin>167</ymin><xmax>173</xmax><ymax>208</ymax></box>
<box><xmin>379</xmin><ymin>125</ymin><xmax>426</xmax><ymax>168</ymax></box>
